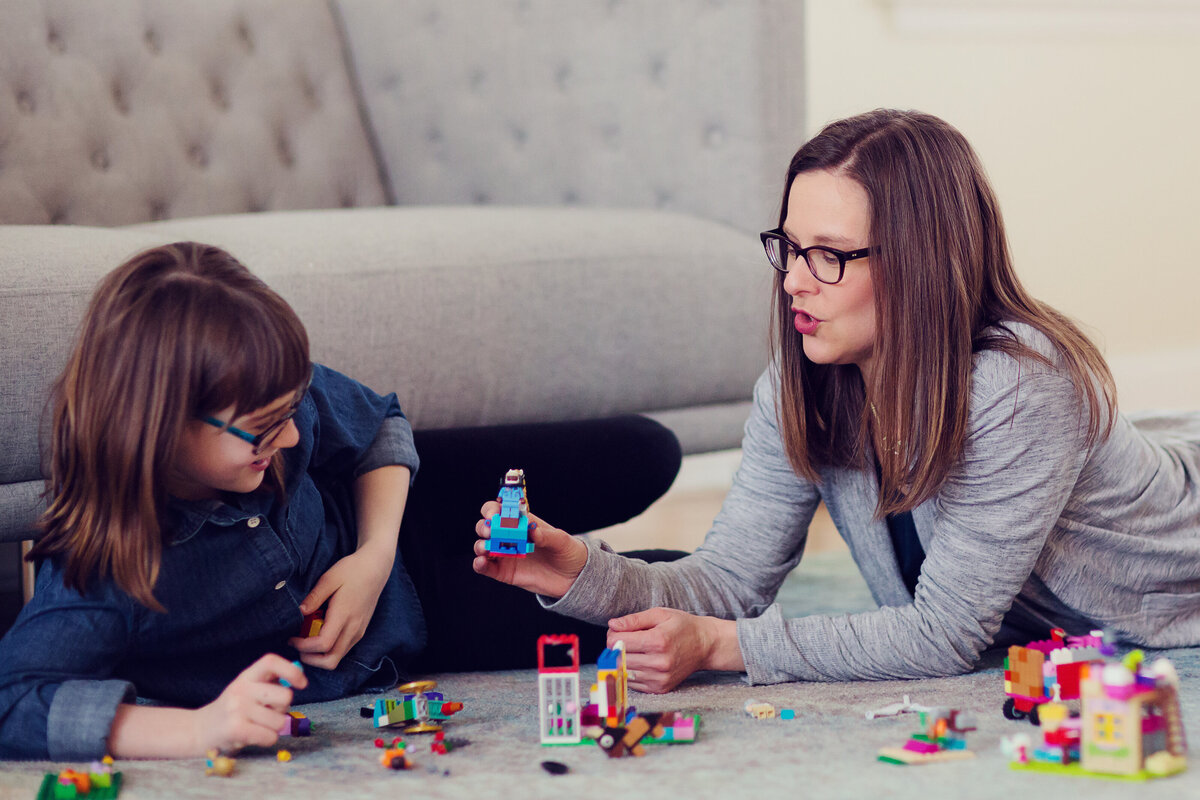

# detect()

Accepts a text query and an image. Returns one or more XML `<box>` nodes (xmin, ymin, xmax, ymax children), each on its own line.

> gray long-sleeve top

<box><xmin>545</xmin><ymin>324</ymin><xmax>1200</xmax><ymax>683</ymax></box>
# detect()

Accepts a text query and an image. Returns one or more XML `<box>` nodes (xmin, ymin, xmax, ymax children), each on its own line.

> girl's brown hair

<box><xmin>770</xmin><ymin>109</ymin><xmax>1115</xmax><ymax>515</ymax></box>
<box><xmin>29</xmin><ymin>242</ymin><xmax>311</xmax><ymax>610</ymax></box>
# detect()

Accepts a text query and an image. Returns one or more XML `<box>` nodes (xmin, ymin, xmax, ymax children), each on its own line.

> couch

<box><xmin>0</xmin><ymin>0</ymin><xmax>808</xmax><ymax>584</ymax></box>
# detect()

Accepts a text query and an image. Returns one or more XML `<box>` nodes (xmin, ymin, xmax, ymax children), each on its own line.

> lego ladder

<box><xmin>1160</xmin><ymin>685</ymin><xmax>1188</xmax><ymax>757</ymax></box>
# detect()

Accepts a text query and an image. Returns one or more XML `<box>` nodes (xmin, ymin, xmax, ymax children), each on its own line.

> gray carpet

<box><xmin>2</xmin><ymin>550</ymin><xmax>1197</xmax><ymax>799</ymax></box>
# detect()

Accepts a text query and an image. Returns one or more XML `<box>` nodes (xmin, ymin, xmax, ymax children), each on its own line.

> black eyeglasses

<box><xmin>201</xmin><ymin>383</ymin><xmax>308</xmax><ymax>455</ymax></box>
<box><xmin>760</xmin><ymin>228</ymin><xmax>874</xmax><ymax>285</ymax></box>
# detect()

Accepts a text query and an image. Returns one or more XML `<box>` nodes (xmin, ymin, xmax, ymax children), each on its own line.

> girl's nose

<box><xmin>275</xmin><ymin>418</ymin><xmax>301</xmax><ymax>450</ymax></box>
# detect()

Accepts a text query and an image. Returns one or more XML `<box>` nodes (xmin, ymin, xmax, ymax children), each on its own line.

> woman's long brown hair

<box><xmin>770</xmin><ymin>110</ymin><xmax>1115</xmax><ymax>515</ymax></box>
<box><xmin>29</xmin><ymin>243</ymin><xmax>311</xmax><ymax>610</ymax></box>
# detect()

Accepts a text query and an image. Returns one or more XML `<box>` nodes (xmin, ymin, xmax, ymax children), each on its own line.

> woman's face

<box><xmin>781</xmin><ymin>169</ymin><xmax>877</xmax><ymax>378</ymax></box>
<box><xmin>169</xmin><ymin>391</ymin><xmax>301</xmax><ymax>501</ymax></box>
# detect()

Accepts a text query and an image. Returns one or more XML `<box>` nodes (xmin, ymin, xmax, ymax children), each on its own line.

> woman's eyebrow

<box><xmin>783</xmin><ymin>228</ymin><xmax>858</xmax><ymax>248</ymax></box>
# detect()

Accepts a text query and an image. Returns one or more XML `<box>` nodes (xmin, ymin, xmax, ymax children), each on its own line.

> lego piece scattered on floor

<box><xmin>36</xmin><ymin>761</ymin><xmax>122</xmax><ymax>800</ymax></box>
<box><xmin>878</xmin><ymin>708</ymin><xmax>976</xmax><ymax>766</ymax></box>
<box><xmin>367</xmin><ymin>679</ymin><xmax>465</xmax><ymax>733</ymax></box>
<box><xmin>204</xmin><ymin>750</ymin><xmax>236</xmax><ymax>777</ymax></box>
<box><xmin>865</xmin><ymin>695</ymin><xmax>934</xmax><ymax>720</ymax></box>
<box><xmin>744</xmin><ymin>699</ymin><xmax>776</xmax><ymax>719</ymax></box>
<box><xmin>279</xmin><ymin>710</ymin><xmax>311</xmax><ymax>736</ymax></box>
<box><xmin>541</xmin><ymin>760</ymin><xmax>570</xmax><ymax>775</ymax></box>
<box><xmin>379</xmin><ymin>738</ymin><xmax>414</xmax><ymax>770</ymax></box>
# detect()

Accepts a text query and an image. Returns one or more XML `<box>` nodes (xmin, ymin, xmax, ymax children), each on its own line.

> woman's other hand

<box><xmin>607</xmin><ymin>607</ymin><xmax>744</xmax><ymax>693</ymax></box>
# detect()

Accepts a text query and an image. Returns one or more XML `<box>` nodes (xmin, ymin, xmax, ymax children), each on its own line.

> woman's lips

<box><xmin>250</xmin><ymin>456</ymin><xmax>272</xmax><ymax>472</ymax></box>
<box><xmin>793</xmin><ymin>309</ymin><xmax>821</xmax><ymax>335</ymax></box>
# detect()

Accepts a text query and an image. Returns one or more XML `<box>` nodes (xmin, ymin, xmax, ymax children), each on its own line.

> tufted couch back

<box><xmin>0</xmin><ymin>0</ymin><xmax>387</xmax><ymax>226</ymax></box>
<box><xmin>337</xmin><ymin>0</ymin><xmax>806</xmax><ymax>233</ymax></box>
<box><xmin>0</xmin><ymin>0</ymin><xmax>804</xmax><ymax>233</ymax></box>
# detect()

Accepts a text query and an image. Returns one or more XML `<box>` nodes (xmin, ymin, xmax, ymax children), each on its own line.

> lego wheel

<box><xmin>397</xmin><ymin>680</ymin><xmax>437</xmax><ymax>694</ymax></box>
<box><xmin>387</xmin><ymin>755</ymin><xmax>406</xmax><ymax>770</ymax></box>
<box><xmin>1002</xmin><ymin>698</ymin><xmax>1025</xmax><ymax>721</ymax></box>
<box><xmin>1028</xmin><ymin>704</ymin><xmax>1040</xmax><ymax>726</ymax></box>
<box><xmin>598</xmin><ymin>733</ymin><xmax>615</xmax><ymax>749</ymax></box>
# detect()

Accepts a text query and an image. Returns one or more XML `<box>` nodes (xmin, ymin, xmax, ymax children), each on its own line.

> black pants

<box><xmin>398</xmin><ymin>415</ymin><xmax>685</xmax><ymax>672</ymax></box>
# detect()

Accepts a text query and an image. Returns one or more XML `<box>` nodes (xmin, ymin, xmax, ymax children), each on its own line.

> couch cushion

<box><xmin>0</xmin><ymin>0</ymin><xmax>386</xmax><ymax>226</ymax></box>
<box><xmin>130</xmin><ymin>206</ymin><xmax>770</xmax><ymax>438</ymax></box>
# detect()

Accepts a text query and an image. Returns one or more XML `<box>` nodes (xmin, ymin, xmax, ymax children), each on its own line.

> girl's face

<box><xmin>169</xmin><ymin>392</ymin><xmax>302</xmax><ymax>501</ymax></box>
<box><xmin>781</xmin><ymin>169</ymin><xmax>878</xmax><ymax>379</ymax></box>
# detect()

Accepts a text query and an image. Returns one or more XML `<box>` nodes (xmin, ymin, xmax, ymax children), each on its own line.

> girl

<box><xmin>474</xmin><ymin>109</ymin><xmax>1200</xmax><ymax>692</ymax></box>
<box><xmin>0</xmin><ymin>242</ymin><xmax>682</xmax><ymax>759</ymax></box>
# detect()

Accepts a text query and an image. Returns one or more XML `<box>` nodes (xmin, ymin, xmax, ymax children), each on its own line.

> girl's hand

<box><xmin>289</xmin><ymin>545</ymin><xmax>393</xmax><ymax>670</ymax></box>
<box><xmin>607</xmin><ymin>608</ymin><xmax>743</xmax><ymax>694</ymax></box>
<box><xmin>191</xmin><ymin>654</ymin><xmax>306</xmax><ymax>754</ymax></box>
<box><xmin>472</xmin><ymin>502</ymin><xmax>588</xmax><ymax>599</ymax></box>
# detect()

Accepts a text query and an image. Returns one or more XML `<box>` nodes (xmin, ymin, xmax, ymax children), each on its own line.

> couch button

<box><xmin>705</xmin><ymin>124</ymin><xmax>727</xmax><ymax>148</ymax></box>
<box><xmin>112</xmin><ymin>84</ymin><xmax>130</xmax><ymax>115</ymax></box>
<box><xmin>274</xmin><ymin>580</ymin><xmax>286</xmax><ymax>590</ymax></box>
<box><xmin>47</xmin><ymin>26</ymin><xmax>65</xmax><ymax>54</ymax></box>
<box><xmin>247</xmin><ymin>516</ymin><xmax>261</xmax><ymax>528</ymax></box>
<box><xmin>188</xmin><ymin>144</ymin><xmax>208</xmax><ymax>168</ymax></box>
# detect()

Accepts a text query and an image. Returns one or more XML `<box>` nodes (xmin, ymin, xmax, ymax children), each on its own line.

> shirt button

<box><xmin>274</xmin><ymin>580</ymin><xmax>287</xmax><ymax>590</ymax></box>
<box><xmin>247</xmin><ymin>517</ymin><xmax>261</xmax><ymax>528</ymax></box>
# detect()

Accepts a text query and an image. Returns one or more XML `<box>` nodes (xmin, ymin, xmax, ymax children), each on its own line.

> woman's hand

<box><xmin>289</xmin><ymin>545</ymin><xmax>394</xmax><ymax>670</ymax></box>
<box><xmin>607</xmin><ymin>608</ymin><xmax>744</xmax><ymax>693</ymax></box>
<box><xmin>472</xmin><ymin>502</ymin><xmax>588</xmax><ymax>599</ymax></box>
<box><xmin>190</xmin><ymin>654</ymin><xmax>306</xmax><ymax>754</ymax></box>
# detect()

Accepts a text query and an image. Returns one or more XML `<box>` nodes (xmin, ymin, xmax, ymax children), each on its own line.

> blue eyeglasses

<box><xmin>201</xmin><ymin>390</ymin><xmax>306</xmax><ymax>455</ymax></box>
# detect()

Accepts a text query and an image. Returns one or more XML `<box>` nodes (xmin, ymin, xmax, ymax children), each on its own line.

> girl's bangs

<box><xmin>192</xmin><ymin>282</ymin><xmax>311</xmax><ymax>419</ymax></box>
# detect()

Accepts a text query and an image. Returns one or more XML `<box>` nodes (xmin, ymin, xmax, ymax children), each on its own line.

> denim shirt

<box><xmin>0</xmin><ymin>364</ymin><xmax>423</xmax><ymax>760</ymax></box>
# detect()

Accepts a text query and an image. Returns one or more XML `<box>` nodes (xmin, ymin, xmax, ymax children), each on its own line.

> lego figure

<box><xmin>485</xmin><ymin>468</ymin><xmax>534</xmax><ymax>557</ymax></box>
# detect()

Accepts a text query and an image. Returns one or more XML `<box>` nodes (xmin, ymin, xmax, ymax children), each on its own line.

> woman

<box><xmin>473</xmin><ymin>109</ymin><xmax>1200</xmax><ymax>692</ymax></box>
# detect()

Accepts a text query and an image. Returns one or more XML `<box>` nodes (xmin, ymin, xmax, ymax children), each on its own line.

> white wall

<box><xmin>804</xmin><ymin>0</ymin><xmax>1200</xmax><ymax>411</ymax></box>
